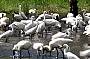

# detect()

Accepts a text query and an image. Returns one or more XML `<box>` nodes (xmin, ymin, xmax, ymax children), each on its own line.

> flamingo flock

<box><xmin>0</xmin><ymin>6</ymin><xmax>90</xmax><ymax>59</ymax></box>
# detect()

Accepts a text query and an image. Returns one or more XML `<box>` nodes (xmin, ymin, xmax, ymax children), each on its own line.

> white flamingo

<box><xmin>83</xmin><ymin>25</ymin><xmax>90</xmax><ymax>35</ymax></box>
<box><xmin>24</xmin><ymin>16</ymin><xmax>37</xmax><ymax>31</ymax></box>
<box><xmin>0</xmin><ymin>27</ymin><xmax>14</xmax><ymax>42</ymax></box>
<box><xmin>9</xmin><ymin>21</ymin><xmax>25</xmax><ymax>30</ymax></box>
<box><xmin>36</xmin><ymin>21</ymin><xmax>45</xmax><ymax>37</ymax></box>
<box><xmin>14</xmin><ymin>12</ymin><xmax>27</xmax><ymax>21</ymax></box>
<box><xmin>51</xmin><ymin>28</ymin><xmax>71</xmax><ymax>40</ymax></box>
<box><xmin>20</xmin><ymin>20</ymin><xmax>32</xmax><ymax>25</ymax></box>
<box><xmin>49</xmin><ymin>38</ymin><xmax>73</xmax><ymax>48</ymax></box>
<box><xmin>76</xmin><ymin>14</ymin><xmax>86</xmax><ymax>30</ymax></box>
<box><xmin>51</xmin><ymin>13</ymin><xmax>60</xmax><ymax>21</ymax></box>
<box><xmin>0</xmin><ymin>30</ymin><xmax>13</xmax><ymax>39</ymax></box>
<box><xmin>35</xmin><ymin>11</ymin><xmax>52</xmax><ymax>21</ymax></box>
<box><xmin>14</xmin><ymin>5</ymin><xmax>27</xmax><ymax>21</ymax></box>
<box><xmin>63</xmin><ymin>44</ymin><xmax>80</xmax><ymax>59</ymax></box>
<box><xmin>80</xmin><ymin>49</ymin><xmax>90</xmax><ymax>59</ymax></box>
<box><xmin>52</xmin><ymin>32</ymin><xmax>68</xmax><ymax>40</ymax></box>
<box><xmin>12</xmin><ymin>40</ymin><xmax>32</xmax><ymax>59</ymax></box>
<box><xmin>85</xmin><ymin>25</ymin><xmax>90</xmax><ymax>31</ymax></box>
<box><xmin>83</xmin><ymin>30</ymin><xmax>90</xmax><ymax>35</ymax></box>
<box><xmin>25</xmin><ymin>20</ymin><xmax>36</xmax><ymax>31</ymax></box>
<box><xmin>82</xmin><ymin>9</ymin><xmax>90</xmax><ymax>24</ymax></box>
<box><xmin>9</xmin><ymin>21</ymin><xmax>26</xmax><ymax>37</ymax></box>
<box><xmin>43</xmin><ymin>19</ymin><xmax>61</xmax><ymax>32</ymax></box>
<box><xmin>0</xmin><ymin>13</ymin><xmax>6</xmax><ymax>18</ymax></box>
<box><xmin>33</xmin><ymin>43</ymin><xmax>43</xmax><ymax>56</ymax></box>
<box><xmin>0</xmin><ymin>14</ymin><xmax>9</xmax><ymax>30</ymax></box>
<box><xmin>61</xmin><ymin>13</ymin><xmax>77</xmax><ymax>31</ymax></box>
<box><xmin>43</xmin><ymin>19</ymin><xmax>61</xmax><ymax>27</ymax></box>
<box><xmin>0</xmin><ymin>21</ymin><xmax>6</xmax><ymax>27</ymax></box>
<box><xmin>25</xmin><ymin>25</ymin><xmax>38</xmax><ymax>39</ymax></box>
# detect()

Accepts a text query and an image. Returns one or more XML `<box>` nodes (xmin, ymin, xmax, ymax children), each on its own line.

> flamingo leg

<box><xmin>28</xmin><ymin>50</ymin><xmax>30</xmax><ymax>59</ymax></box>
<box><xmin>56</xmin><ymin>48</ymin><xmax>58</xmax><ymax>59</ymax></box>
<box><xmin>19</xmin><ymin>50</ymin><xmax>22</xmax><ymax>59</ymax></box>
<box><xmin>49</xmin><ymin>51</ymin><xmax>52</xmax><ymax>57</ymax></box>
<box><xmin>61</xmin><ymin>49</ymin><xmax>65</xmax><ymax>59</ymax></box>
<box><xmin>12</xmin><ymin>50</ymin><xmax>15</xmax><ymax>59</ymax></box>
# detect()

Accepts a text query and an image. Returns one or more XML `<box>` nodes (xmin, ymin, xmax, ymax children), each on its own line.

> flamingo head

<box><xmin>63</xmin><ymin>44</ymin><xmax>70</xmax><ymax>51</ymax></box>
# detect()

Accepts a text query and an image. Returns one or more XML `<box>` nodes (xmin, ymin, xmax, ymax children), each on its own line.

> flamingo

<box><xmin>13</xmin><ymin>5</ymin><xmax>27</xmax><ymax>21</ymax></box>
<box><xmin>33</xmin><ymin>43</ymin><xmax>43</xmax><ymax>56</ymax></box>
<box><xmin>36</xmin><ymin>21</ymin><xmax>45</xmax><ymax>38</ymax></box>
<box><xmin>12</xmin><ymin>40</ymin><xmax>32</xmax><ymax>59</ymax></box>
<box><xmin>44</xmin><ymin>38</ymin><xmax>73</xmax><ymax>59</ymax></box>
<box><xmin>80</xmin><ymin>49</ymin><xmax>90</xmax><ymax>59</ymax></box>
<box><xmin>51</xmin><ymin>28</ymin><xmax>71</xmax><ymax>40</ymax></box>
<box><xmin>63</xmin><ymin>44</ymin><xmax>80</xmax><ymax>59</ymax></box>
<box><xmin>25</xmin><ymin>25</ymin><xmax>38</xmax><ymax>39</ymax></box>
<box><xmin>0</xmin><ymin>27</ymin><xmax>14</xmax><ymax>42</ymax></box>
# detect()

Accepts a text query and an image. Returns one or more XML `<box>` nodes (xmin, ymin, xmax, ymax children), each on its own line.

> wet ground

<box><xmin>0</xmin><ymin>22</ymin><xmax>89</xmax><ymax>59</ymax></box>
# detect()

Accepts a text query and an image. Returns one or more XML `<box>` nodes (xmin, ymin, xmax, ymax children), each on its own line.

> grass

<box><xmin>0</xmin><ymin>0</ymin><xmax>90</xmax><ymax>15</ymax></box>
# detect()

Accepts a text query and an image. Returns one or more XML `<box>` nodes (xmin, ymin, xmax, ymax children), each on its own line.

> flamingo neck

<box><xmin>12</xmin><ymin>28</ymin><xmax>14</xmax><ymax>32</ymax></box>
<box><xmin>48</xmin><ymin>45</ymin><xmax>51</xmax><ymax>51</ymax></box>
<box><xmin>83</xmin><ymin>11</ymin><xmax>86</xmax><ymax>16</ymax></box>
<box><xmin>52</xmin><ymin>15</ymin><xmax>53</xmax><ymax>19</ymax></box>
<box><xmin>43</xmin><ymin>14</ymin><xmax>45</xmax><ymax>20</ymax></box>
<box><xmin>64</xmin><ymin>46</ymin><xmax>70</xmax><ymax>53</ymax></box>
<box><xmin>31</xmin><ymin>20</ymin><xmax>33</xmax><ymax>23</ymax></box>
<box><xmin>64</xmin><ymin>48</ymin><xmax>67</xmax><ymax>54</ymax></box>
<box><xmin>19</xmin><ymin>5</ymin><xmax>21</xmax><ymax>15</ymax></box>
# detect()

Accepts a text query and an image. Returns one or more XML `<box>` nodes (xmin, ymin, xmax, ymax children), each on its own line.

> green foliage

<box><xmin>0</xmin><ymin>0</ymin><xmax>90</xmax><ymax>15</ymax></box>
